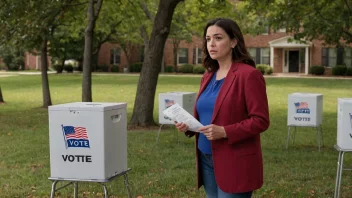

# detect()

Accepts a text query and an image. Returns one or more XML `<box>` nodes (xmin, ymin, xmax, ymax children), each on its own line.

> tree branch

<box><xmin>94</xmin><ymin>0</ymin><xmax>103</xmax><ymax>18</ymax></box>
<box><xmin>140</xmin><ymin>0</ymin><xmax>154</xmax><ymax>21</ymax></box>
<box><xmin>140</xmin><ymin>25</ymin><xmax>149</xmax><ymax>46</ymax></box>
<box><xmin>344</xmin><ymin>0</ymin><xmax>352</xmax><ymax>15</ymax></box>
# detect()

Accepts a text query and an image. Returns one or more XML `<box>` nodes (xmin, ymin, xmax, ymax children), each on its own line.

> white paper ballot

<box><xmin>162</xmin><ymin>103</ymin><xmax>203</xmax><ymax>132</ymax></box>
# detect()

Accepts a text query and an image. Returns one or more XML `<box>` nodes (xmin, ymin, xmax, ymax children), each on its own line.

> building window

<box><xmin>248</xmin><ymin>48</ymin><xmax>256</xmax><ymax>61</ymax></box>
<box><xmin>178</xmin><ymin>48</ymin><xmax>188</xmax><ymax>64</ymax></box>
<box><xmin>110</xmin><ymin>48</ymin><xmax>121</xmax><ymax>65</ymax></box>
<box><xmin>345</xmin><ymin>48</ymin><xmax>352</xmax><ymax>67</ymax></box>
<box><xmin>248</xmin><ymin>47</ymin><xmax>270</xmax><ymax>65</ymax></box>
<box><xmin>261</xmin><ymin>48</ymin><xmax>270</xmax><ymax>65</ymax></box>
<box><xmin>322</xmin><ymin>48</ymin><xmax>337</xmax><ymax>67</ymax></box>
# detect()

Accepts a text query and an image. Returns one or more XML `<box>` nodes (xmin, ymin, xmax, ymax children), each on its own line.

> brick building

<box><xmin>21</xmin><ymin>30</ymin><xmax>352</xmax><ymax>75</ymax></box>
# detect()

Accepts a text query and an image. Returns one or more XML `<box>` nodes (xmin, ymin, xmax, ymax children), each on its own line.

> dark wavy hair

<box><xmin>202</xmin><ymin>18</ymin><xmax>255</xmax><ymax>72</ymax></box>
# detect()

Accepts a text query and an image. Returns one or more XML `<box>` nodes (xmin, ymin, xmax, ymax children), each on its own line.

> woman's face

<box><xmin>206</xmin><ymin>25</ymin><xmax>236</xmax><ymax>62</ymax></box>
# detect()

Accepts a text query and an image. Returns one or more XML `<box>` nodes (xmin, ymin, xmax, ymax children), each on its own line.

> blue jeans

<box><xmin>199</xmin><ymin>152</ymin><xmax>253</xmax><ymax>198</ymax></box>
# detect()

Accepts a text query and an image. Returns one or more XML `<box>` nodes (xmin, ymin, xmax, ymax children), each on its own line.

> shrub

<box><xmin>129</xmin><ymin>62</ymin><xmax>143</xmax><ymax>72</ymax></box>
<box><xmin>256</xmin><ymin>64</ymin><xmax>270</xmax><ymax>75</ymax></box>
<box><xmin>0</xmin><ymin>64</ymin><xmax>6</xmax><ymax>70</ymax></box>
<box><xmin>179</xmin><ymin>64</ymin><xmax>194</xmax><ymax>73</ymax></box>
<box><xmin>111</xmin><ymin>65</ymin><xmax>119</xmax><ymax>73</ymax></box>
<box><xmin>63</xmin><ymin>64</ymin><xmax>73</xmax><ymax>73</ymax></box>
<box><xmin>265</xmin><ymin>66</ymin><xmax>273</xmax><ymax>75</ymax></box>
<box><xmin>309</xmin><ymin>65</ymin><xmax>325</xmax><ymax>75</ymax></box>
<box><xmin>165</xmin><ymin>65</ymin><xmax>175</xmax><ymax>73</ymax></box>
<box><xmin>193</xmin><ymin>65</ymin><xmax>205</xmax><ymax>74</ymax></box>
<box><xmin>332</xmin><ymin>65</ymin><xmax>347</xmax><ymax>76</ymax></box>
<box><xmin>53</xmin><ymin>64</ymin><xmax>64</xmax><ymax>73</ymax></box>
<box><xmin>96</xmin><ymin>64</ymin><xmax>109</xmax><ymax>72</ymax></box>
<box><xmin>345</xmin><ymin>67</ymin><xmax>352</xmax><ymax>76</ymax></box>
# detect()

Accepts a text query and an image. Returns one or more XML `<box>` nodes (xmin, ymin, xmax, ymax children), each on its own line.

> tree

<box><xmin>129</xmin><ymin>0</ymin><xmax>184</xmax><ymax>127</ymax></box>
<box><xmin>0</xmin><ymin>86</ymin><xmax>4</xmax><ymax>103</ymax></box>
<box><xmin>245</xmin><ymin>0</ymin><xmax>352</xmax><ymax>45</ymax></box>
<box><xmin>0</xmin><ymin>0</ymin><xmax>78</xmax><ymax>108</ymax></box>
<box><xmin>82</xmin><ymin>0</ymin><xmax>103</xmax><ymax>102</ymax></box>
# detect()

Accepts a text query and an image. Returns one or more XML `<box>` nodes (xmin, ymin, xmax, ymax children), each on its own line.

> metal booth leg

<box><xmin>316</xmin><ymin>126</ymin><xmax>321</xmax><ymax>152</ymax></box>
<box><xmin>286</xmin><ymin>126</ymin><xmax>291</xmax><ymax>149</ymax></box>
<box><xmin>73</xmin><ymin>182</ymin><xmax>78</xmax><ymax>198</ymax></box>
<box><xmin>334</xmin><ymin>151</ymin><xmax>345</xmax><ymax>198</ymax></box>
<box><xmin>156</xmin><ymin>124</ymin><xmax>164</xmax><ymax>144</ymax></box>
<box><xmin>101</xmin><ymin>183</ymin><xmax>108</xmax><ymax>198</ymax></box>
<box><xmin>50</xmin><ymin>180</ymin><xmax>59</xmax><ymax>198</ymax></box>
<box><xmin>124</xmin><ymin>173</ymin><xmax>133</xmax><ymax>198</ymax></box>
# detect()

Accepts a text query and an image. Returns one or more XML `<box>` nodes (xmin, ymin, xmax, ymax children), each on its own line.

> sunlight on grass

<box><xmin>1</xmin><ymin>74</ymin><xmax>352</xmax><ymax>197</ymax></box>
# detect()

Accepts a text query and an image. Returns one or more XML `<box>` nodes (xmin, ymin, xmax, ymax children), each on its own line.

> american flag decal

<box><xmin>294</xmin><ymin>102</ymin><xmax>310</xmax><ymax>114</ymax></box>
<box><xmin>62</xmin><ymin>125</ymin><xmax>90</xmax><ymax>148</ymax></box>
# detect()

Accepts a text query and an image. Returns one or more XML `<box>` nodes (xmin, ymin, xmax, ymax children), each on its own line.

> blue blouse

<box><xmin>196</xmin><ymin>72</ymin><xmax>225</xmax><ymax>154</ymax></box>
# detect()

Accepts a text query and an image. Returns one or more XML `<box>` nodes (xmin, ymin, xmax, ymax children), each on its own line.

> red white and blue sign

<box><xmin>294</xmin><ymin>102</ymin><xmax>310</xmax><ymax>114</ymax></box>
<box><xmin>61</xmin><ymin>125</ymin><xmax>90</xmax><ymax>148</ymax></box>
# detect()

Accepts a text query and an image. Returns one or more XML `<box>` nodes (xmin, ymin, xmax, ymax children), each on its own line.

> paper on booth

<box><xmin>162</xmin><ymin>103</ymin><xmax>203</xmax><ymax>132</ymax></box>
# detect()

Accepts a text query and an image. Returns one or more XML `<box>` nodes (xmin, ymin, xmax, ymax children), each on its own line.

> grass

<box><xmin>1</xmin><ymin>73</ymin><xmax>352</xmax><ymax>197</ymax></box>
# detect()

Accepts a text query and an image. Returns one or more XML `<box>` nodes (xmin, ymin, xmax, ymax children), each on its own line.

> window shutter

<box><xmin>336</xmin><ymin>47</ymin><xmax>344</xmax><ymax>65</ymax></box>
<box><xmin>256</xmin><ymin>48</ymin><xmax>261</xmax><ymax>64</ymax></box>
<box><xmin>321</xmin><ymin>48</ymin><xmax>328</xmax><ymax>66</ymax></box>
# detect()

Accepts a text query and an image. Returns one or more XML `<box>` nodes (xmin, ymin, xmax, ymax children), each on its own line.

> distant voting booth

<box><xmin>337</xmin><ymin>98</ymin><xmax>352</xmax><ymax>149</ymax></box>
<box><xmin>157</xmin><ymin>92</ymin><xmax>196</xmax><ymax>143</ymax></box>
<box><xmin>48</xmin><ymin>102</ymin><xmax>132</xmax><ymax>198</ymax></box>
<box><xmin>286</xmin><ymin>93</ymin><xmax>324</xmax><ymax>151</ymax></box>
<box><xmin>334</xmin><ymin>98</ymin><xmax>352</xmax><ymax>198</ymax></box>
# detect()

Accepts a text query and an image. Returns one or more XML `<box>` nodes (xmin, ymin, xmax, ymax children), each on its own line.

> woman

<box><xmin>175</xmin><ymin>18</ymin><xmax>270</xmax><ymax>198</ymax></box>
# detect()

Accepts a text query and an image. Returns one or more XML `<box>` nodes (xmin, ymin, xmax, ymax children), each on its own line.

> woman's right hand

<box><xmin>174</xmin><ymin>121</ymin><xmax>189</xmax><ymax>132</ymax></box>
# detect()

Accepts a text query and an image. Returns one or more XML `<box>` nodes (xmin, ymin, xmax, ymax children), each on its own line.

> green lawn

<box><xmin>1</xmin><ymin>74</ymin><xmax>352</xmax><ymax>198</ymax></box>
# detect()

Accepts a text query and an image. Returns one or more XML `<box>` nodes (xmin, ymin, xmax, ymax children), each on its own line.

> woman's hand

<box><xmin>199</xmin><ymin>124</ymin><xmax>227</xmax><ymax>140</ymax></box>
<box><xmin>174</xmin><ymin>121</ymin><xmax>189</xmax><ymax>133</ymax></box>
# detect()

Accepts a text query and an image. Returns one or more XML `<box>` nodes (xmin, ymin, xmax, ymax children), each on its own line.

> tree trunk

<box><xmin>0</xmin><ymin>86</ymin><xmax>4</xmax><ymax>103</ymax></box>
<box><xmin>40</xmin><ymin>38</ymin><xmax>52</xmax><ymax>108</ymax></box>
<box><xmin>82</xmin><ymin>0</ymin><xmax>103</xmax><ymax>102</ymax></box>
<box><xmin>129</xmin><ymin>0</ymin><xmax>183</xmax><ymax>127</ymax></box>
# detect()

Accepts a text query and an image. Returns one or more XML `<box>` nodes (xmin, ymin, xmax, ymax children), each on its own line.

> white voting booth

<box><xmin>334</xmin><ymin>98</ymin><xmax>352</xmax><ymax>198</ymax></box>
<box><xmin>286</xmin><ymin>93</ymin><xmax>324</xmax><ymax>151</ymax></box>
<box><xmin>48</xmin><ymin>102</ymin><xmax>132</xmax><ymax>198</ymax></box>
<box><xmin>157</xmin><ymin>92</ymin><xmax>196</xmax><ymax>143</ymax></box>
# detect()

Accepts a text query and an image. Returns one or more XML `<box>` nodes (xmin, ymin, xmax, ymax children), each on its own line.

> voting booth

<box><xmin>334</xmin><ymin>99</ymin><xmax>352</xmax><ymax>198</ymax></box>
<box><xmin>157</xmin><ymin>92</ymin><xmax>196</xmax><ymax>143</ymax></box>
<box><xmin>337</xmin><ymin>98</ymin><xmax>352</xmax><ymax>149</ymax></box>
<box><xmin>48</xmin><ymin>102</ymin><xmax>128</xmax><ymax>180</ymax></box>
<box><xmin>158</xmin><ymin>92</ymin><xmax>196</xmax><ymax>124</ymax></box>
<box><xmin>286</xmin><ymin>93</ymin><xmax>324</xmax><ymax>151</ymax></box>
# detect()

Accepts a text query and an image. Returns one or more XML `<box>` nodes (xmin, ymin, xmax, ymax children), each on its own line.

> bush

<box><xmin>53</xmin><ymin>64</ymin><xmax>64</xmax><ymax>73</ymax></box>
<box><xmin>309</xmin><ymin>65</ymin><xmax>325</xmax><ymax>75</ymax></box>
<box><xmin>345</xmin><ymin>67</ymin><xmax>352</xmax><ymax>76</ymax></box>
<box><xmin>0</xmin><ymin>64</ymin><xmax>6</xmax><ymax>70</ymax></box>
<box><xmin>332</xmin><ymin>65</ymin><xmax>347</xmax><ymax>76</ymax></box>
<box><xmin>96</xmin><ymin>64</ymin><xmax>109</xmax><ymax>72</ymax></box>
<box><xmin>256</xmin><ymin>64</ymin><xmax>270</xmax><ymax>75</ymax></box>
<box><xmin>63</xmin><ymin>64</ymin><xmax>73</xmax><ymax>73</ymax></box>
<box><xmin>111</xmin><ymin>65</ymin><xmax>119</xmax><ymax>73</ymax></box>
<box><xmin>129</xmin><ymin>62</ymin><xmax>143</xmax><ymax>72</ymax></box>
<box><xmin>179</xmin><ymin>64</ymin><xmax>194</xmax><ymax>73</ymax></box>
<box><xmin>165</xmin><ymin>65</ymin><xmax>175</xmax><ymax>73</ymax></box>
<box><xmin>7</xmin><ymin>56</ymin><xmax>24</xmax><ymax>71</ymax></box>
<box><xmin>265</xmin><ymin>66</ymin><xmax>273</xmax><ymax>75</ymax></box>
<box><xmin>193</xmin><ymin>65</ymin><xmax>205</xmax><ymax>74</ymax></box>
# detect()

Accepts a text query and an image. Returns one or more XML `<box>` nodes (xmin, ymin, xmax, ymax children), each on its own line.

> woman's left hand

<box><xmin>198</xmin><ymin>124</ymin><xmax>227</xmax><ymax>140</ymax></box>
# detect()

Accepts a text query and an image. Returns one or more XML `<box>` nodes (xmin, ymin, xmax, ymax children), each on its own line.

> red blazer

<box><xmin>187</xmin><ymin>62</ymin><xmax>270</xmax><ymax>193</ymax></box>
